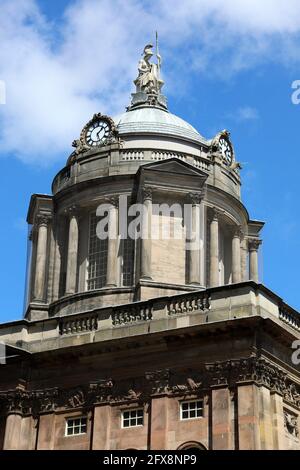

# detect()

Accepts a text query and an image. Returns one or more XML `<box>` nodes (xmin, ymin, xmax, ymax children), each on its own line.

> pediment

<box><xmin>140</xmin><ymin>158</ymin><xmax>209</xmax><ymax>180</ymax></box>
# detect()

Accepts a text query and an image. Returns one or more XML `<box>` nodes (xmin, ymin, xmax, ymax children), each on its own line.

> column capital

<box><xmin>142</xmin><ymin>187</ymin><xmax>152</xmax><ymax>202</ymax></box>
<box><xmin>232</xmin><ymin>225</ymin><xmax>244</xmax><ymax>239</ymax></box>
<box><xmin>188</xmin><ymin>190</ymin><xmax>205</xmax><ymax>206</ymax></box>
<box><xmin>35</xmin><ymin>214</ymin><xmax>51</xmax><ymax>228</ymax></box>
<box><xmin>104</xmin><ymin>195</ymin><xmax>119</xmax><ymax>208</ymax></box>
<box><xmin>248</xmin><ymin>239</ymin><xmax>262</xmax><ymax>252</ymax></box>
<box><xmin>210</xmin><ymin>207</ymin><xmax>223</xmax><ymax>222</ymax></box>
<box><xmin>64</xmin><ymin>204</ymin><xmax>78</xmax><ymax>218</ymax></box>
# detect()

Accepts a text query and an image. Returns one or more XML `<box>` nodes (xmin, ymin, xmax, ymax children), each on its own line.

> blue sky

<box><xmin>0</xmin><ymin>0</ymin><xmax>300</xmax><ymax>322</ymax></box>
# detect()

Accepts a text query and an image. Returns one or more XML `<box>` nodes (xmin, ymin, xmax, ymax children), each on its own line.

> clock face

<box><xmin>219</xmin><ymin>137</ymin><xmax>233</xmax><ymax>165</ymax></box>
<box><xmin>85</xmin><ymin>119</ymin><xmax>111</xmax><ymax>147</ymax></box>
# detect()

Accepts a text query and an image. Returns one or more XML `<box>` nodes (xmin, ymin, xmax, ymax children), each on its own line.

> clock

<box><xmin>219</xmin><ymin>137</ymin><xmax>233</xmax><ymax>165</ymax></box>
<box><xmin>85</xmin><ymin>119</ymin><xmax>111</xmax><ymax>147</ymax></box>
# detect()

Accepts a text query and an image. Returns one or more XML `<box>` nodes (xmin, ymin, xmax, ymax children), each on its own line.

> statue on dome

<box><xmin>134</xmin><ymin>40</ymin><xmax>164</xmax><ymax>95</ymax></box>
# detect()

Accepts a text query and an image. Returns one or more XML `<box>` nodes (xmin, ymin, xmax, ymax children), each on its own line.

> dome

<box><xmin>114</xmin><ymin>107</ymin><xmax>208</xmax><ymax>145</ymax></box>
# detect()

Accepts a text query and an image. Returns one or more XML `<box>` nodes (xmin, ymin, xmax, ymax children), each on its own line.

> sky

<box><xmin>0</xmin><ymin>0</ymin><xmax>300</xmax><ymax>322</ymax></box>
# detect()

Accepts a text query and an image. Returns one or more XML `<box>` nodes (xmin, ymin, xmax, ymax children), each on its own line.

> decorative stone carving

<box><xmin>35</xmin><ymin>214</ymin><xmax>51</xmax><ymax>228</ymax></box>
<box><xmin>72</xmin><ymin>138</ymin><xmax>90</xmax><ymax>155</ymax></box>
<box><xmin>209</xmin><ymin>207</ymin><xmax>223</xmax><ymax>223</ymax></box>
<box><xmin>73</xmin><ymin>113</ymin><xmax>119</xmax><ymax>155</ymax></box>
<box><xmin>64</xmin><ymin>204</ymin><xmax>78</xmax><ymax>218</ymax></box>
<box><xmin>284</xmin><ymin>410</ymin><xmax>299</xmax><ymax>438</ymax></box>
<box><xmin>105</xmin><ymin>196</ymin><xmax>119</xmax><ymax>208</ymax></box>
<box><xmin>248</xmin><ymin>239</ymin><xmax>262</xmax><ymax>252</ymax></box>
<box><xmin>188</xmin><ymin>191</ymin><xmax>205</xmax><ymax>206</ymax></box>
<box><xmin>145</xmin><ymin>369</ymin><xmax>171</xmax><ymax>395</ymax></box>
<box><xmin>142</xmin><ymin>187</ymin><xmax>152</xmax><ymax>202</ymax></box>
<box><xmin>232</xmin><ymin>225</ymin><xmax>243</xmax><ymax>239</ymax></box>
<box><xmin>0</xmin><ymin>357</ymin><xmax>299</xmax><ymax>417</ymax></box>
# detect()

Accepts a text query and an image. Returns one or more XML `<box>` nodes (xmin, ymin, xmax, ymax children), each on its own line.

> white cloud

<box><xmin>0</xmin><ymin>0</ymin><xmax>300</xmax><ymax>164</ymax></box>
<box><xmin>228</xmin><ymin>106</ymin><xmax>260</xmax><ymax>122</ymax></box>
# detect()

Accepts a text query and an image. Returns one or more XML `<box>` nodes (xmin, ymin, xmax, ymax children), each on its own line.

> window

<box><xmin>87</xmin><ymin>213</ymin><xmax>108</xmax><ymax>290</ymax></box>
<box><xmin>121</xmin><ymin>237</ymin><xmax>135</xmax><ymax>286</ymax></box>
<box><xmin>122</xmin><ymin>408</ymin><xmax>144</xmax><ymax>428</ymax></box>
<box><xmin>180</xmin><ymin>400</ymin><xmax>203</xmax><ymax>420</ymax></box>
<box><xmin>65</xmin><ymin>417</ymin><xmax>87</xmax><ymax>436</ymax></box>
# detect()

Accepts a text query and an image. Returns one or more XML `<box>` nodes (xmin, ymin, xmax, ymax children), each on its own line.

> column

<box><xmin>240</xmin><ymin>237</ymin><xmax>248</xmax><ymax>281</ymax></box>
<box><xmin>209</xmin><ymin>209</ymin><xmax>219</xmax><ymax>287</ymax></box>
<box><xmin>33</xmin><ymin>215</ymin><xmax>50</xmax><ymax>302</ymax></box>
<box><xmin>249</xmin><ymin>239</ymin><xmax>261</xmax><ymax>283</ymax></box>
<box><xmin>52</xmin><ymin>215</ymin><xmax>63</xmax><ymax>301</ymax></box>
<box><xmin>65</xmin><ymin>206</ymin><xmax>79</xmax><ymax>295</ymax></box>
<box><xmin>106</xmin><ymin>198</ymin><xmax>118</xmax><ymax>287</ymax></box>
<box><xmin>232</xmin><ymin>227</ymin><xmax>242</xmax><ymax>283</ymax></box>
<box><xmin>187</xmin><ymin>193</ymin><xmax>203</xmax><ymax>285</ymax></box>
<box><xmin>140</xmin><ymin>188</ymin><xmax>152</xmax><ymax>280</ymax></box>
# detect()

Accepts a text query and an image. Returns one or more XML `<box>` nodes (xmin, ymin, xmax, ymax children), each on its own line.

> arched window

<box><xmin>177</xmin><ymin>441</ymin><xmax>207</xmax><ymax>451</ymax></box>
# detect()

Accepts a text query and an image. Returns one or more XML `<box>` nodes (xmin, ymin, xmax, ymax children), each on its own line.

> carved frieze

<box><xmin>0</xmin><ymin>357</ymin><xmax>299</xmax><ymax>416</ymax></box>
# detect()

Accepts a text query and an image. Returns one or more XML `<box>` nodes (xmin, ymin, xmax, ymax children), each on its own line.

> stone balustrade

<box><xmin>112</xmin><ymin>304</ymin><xmax>153</xmax><ymax>326</ymax></box>
<box><xmin>59</xmin><ymin>313</ymin><xmax>98</xmax><ymax>335</ymax></box>
<box><xmin>168</xmin><ymin>293</ymin><xmax>210</xmax><ymax>316</ymax></box>
<box><xmin>279</xmin><ymin>306</ymin><xmax>300</xmax><ymax>332</ymax></box>
<box><xmin>1</xmin><ymin>283</ymin><xmax>299</xmax><ymax>350</ymax></box>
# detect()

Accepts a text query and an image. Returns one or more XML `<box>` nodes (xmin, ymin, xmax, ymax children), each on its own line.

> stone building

<box><xmin>0</xmin><ymin>44</ymin><xmax>299</xmax><ymax>451</ymax></box>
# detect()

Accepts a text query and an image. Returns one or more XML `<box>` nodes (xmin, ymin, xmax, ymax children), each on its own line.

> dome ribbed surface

<box><xmin>115</xmin><ymin>107</ymin><xmax>207</xmax><ymax>144</ymax></box>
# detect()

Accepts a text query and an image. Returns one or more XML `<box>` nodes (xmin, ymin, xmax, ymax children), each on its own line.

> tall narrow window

<box><xmin>121</xmin><ymin>236</ymin><xmax>135</xmax><ymax>286</ymax></box>
<box><xmin>87</xmin><ymin>213</ymin><xmax>108</xmax><ymax>290</ymax></box>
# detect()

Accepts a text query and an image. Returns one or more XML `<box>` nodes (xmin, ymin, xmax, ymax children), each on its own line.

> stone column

<box><xmin>106</xmin><ymin>197</ymin><xmax>119</xmax><ymax>287</ymax></box>
<box><xmin>249</xmin><ymin>239</ymin><xmax>261</xmax><ymax>283</ymax></box>
<box><xmin>33</xmin><ymin>215</ymin><xmax>50</xmax><ymax>302</ymax></box>
<box><xmin>240</xmin><ymin>237</ymin><xmax>248</xmax><ymax>281</ymax></box>
<box><xmin>52</xmin><ymin>215</ymin><xmax>63</xmax><ymax>301</ymax></box>
<box><xmin>187</xmin><ymin>193</ymin><xmax>203</xmax><ymax>285</ymax></box>
<box><xmin>140</xmin><ymin>188</ymin><xmax>152</xmax><ymax>280</ymax></box>
<box><xmin>209</xmin><ymin>209</ymin><xmax>219</xmax><ymax>287</ymax></box>
<box><xmin>65</xmin><ymin>206</ymin><xmax>79</xmax><ymax>295</ymax></box>
<box><xmin>232</xmin><ymin>227</ymin><xmax>242</xmax><ymax>283</ymax></box>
